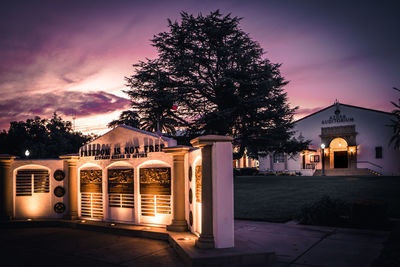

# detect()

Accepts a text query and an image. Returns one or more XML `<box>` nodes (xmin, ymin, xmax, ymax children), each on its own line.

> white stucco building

<box><xmin>0</xmin><ymin>126</ymin><xmax>235</xmax><ymax>248</ymax></box>
<box><xmin>259</xmin><ymin>101</ymin><xmax>400</xmax><ymax>176</ymax></box>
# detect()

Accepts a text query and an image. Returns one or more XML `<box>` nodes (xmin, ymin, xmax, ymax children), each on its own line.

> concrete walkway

<box><xmin>235</xmin><ymin>220</ymin><xmax>390</xmax><ymax>267</ymax></box>
<box><xmin>0</xmin><ymin>220</ymin><xmax>389</xmax><ymax>266</ymax></box>
<box><xmin>0</xmin><ymin>227</ymin><xmax>184</xmax><ymax>267</ymax></box>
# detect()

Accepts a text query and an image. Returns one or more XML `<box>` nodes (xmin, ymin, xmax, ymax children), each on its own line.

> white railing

<box><xmin>357</xmin><ymin>161</ymin><xmax>383</xmax><ymax>174</ymax></box>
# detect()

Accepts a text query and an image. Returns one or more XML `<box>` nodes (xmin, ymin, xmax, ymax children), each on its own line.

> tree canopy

<box><xmin>108</xmin><ymin>110</ymin><xmax>141</xmax><ymax>129</ymax></box>
<box><xmin>125</xmin><ymin>10</ymin><xmax>308</xmax><ymax>158</ymax></box>
<box><xmin>0</xmin><ymin>113</ymin><xmax>92</xmax><ymax>158</ymax></box>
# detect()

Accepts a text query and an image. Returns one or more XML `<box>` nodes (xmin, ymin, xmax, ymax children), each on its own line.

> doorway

<box><xmin>329</xmin><ymin>137</ymin><xmax>349</xmax><ymax>169</ymax></box>
<box><xmin>334</xmin><ymin>151</ymin><xmax>348</xmax><ymax>168</ymax></box>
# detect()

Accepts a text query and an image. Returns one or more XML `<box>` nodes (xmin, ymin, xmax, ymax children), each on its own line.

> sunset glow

<box><xmin>1</xmin><ymin>0</ymin><xmax>399</xmax><ymax>134</ymax></box>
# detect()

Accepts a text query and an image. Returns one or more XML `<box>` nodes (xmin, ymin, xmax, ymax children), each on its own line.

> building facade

<box><xmin>259</xmin><ymin>101</ymin><xmax>400</xmax><ymax>176</ymax></box>
<box><xmin>0</xmin><ymin>126</ymin><xmax>235</xmax><ymax>248</ymax></box>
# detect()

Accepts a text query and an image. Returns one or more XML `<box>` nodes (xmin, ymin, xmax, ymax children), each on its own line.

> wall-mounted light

<box><xmin>348</xmin><ymin>146</ymin><xmax>356</xmax><ymax>156</ymax></box>
<box><xmin>25</xmin><ymin>150</ymin><xmax>30</xmax><ymax>157</ymax></box>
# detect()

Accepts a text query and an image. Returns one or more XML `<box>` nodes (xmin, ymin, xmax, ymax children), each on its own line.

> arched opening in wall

<box><xmin>138</xmin><ymin>160</ymin><xmax>171</xmax><ymax>225</ymax></box>
<box><xmin>80</xmin><ymin>164</ymin><xmax>103</xmax><ymax>219</ymax></box>
<box><xmin>106</xmin><ymin>162</ymin><xmax>135</xmax><ymax>223</ymax></box>
<box><xmin>329</xmin><ymin>138</ymin><xmax>348</xmax><ymax>168</ymax></box>
<box><xmin>14</xmin><ymin>165</ymin><xmax>50</xmax><ymax>219</ymax></box>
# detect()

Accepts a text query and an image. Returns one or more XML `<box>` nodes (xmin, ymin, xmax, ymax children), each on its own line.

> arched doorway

<box><xmin>137</xmin><ymin>160</ymin><xmax>172</xmax><ymax>226</ymax></box>
<box><xmin>79</xmin><ymin>165</ymin><xmax>103</xmax><ymax>219</ymax></box>
<box><xmin>329</xmin><ymin>138</ymin><xmax>348</xmax><ymax>168</ymax></box>
<box><xmin>106</xmin><ymin>162</ymin><xmax>135</xmax><ymax>223</ymax></box>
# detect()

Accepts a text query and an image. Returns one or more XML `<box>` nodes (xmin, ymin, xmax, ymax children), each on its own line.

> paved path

<box><xmin>235</xmin><ymin>220</ymin><xmax>390</xmax><ymax>267</ymax></box>
<box><xmin>0</xmin><ymin>221</ymin><xmax>389</xmax><ymax>266</ymax></box>
<box><xmin>0</xmin><ymin>227</ymin><xmax>184</xmax><ymax>267</ymax></box>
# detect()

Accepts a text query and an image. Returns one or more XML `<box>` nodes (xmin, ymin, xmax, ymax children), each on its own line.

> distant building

<box><xmin>259</xmin><ymin>101</ymin><xmax>400</xmax><ymax>176</ymax></box>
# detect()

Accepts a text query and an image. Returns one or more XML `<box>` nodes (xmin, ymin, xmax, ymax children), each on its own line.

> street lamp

<box><xmin>25</xmin><ymin>149</ymin><xmax>30</xmax><ymax>157</ymax></box>
<box><xmin>320</xmin><ymin>144</ymin><xmax>325</xmax><ymax>176</ymax></box>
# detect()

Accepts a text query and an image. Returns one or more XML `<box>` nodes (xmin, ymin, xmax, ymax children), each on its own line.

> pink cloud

<box><xmin>0</xmin><ymin>91</ymin><xmax>131</xmax><ymax>131</ymax></box>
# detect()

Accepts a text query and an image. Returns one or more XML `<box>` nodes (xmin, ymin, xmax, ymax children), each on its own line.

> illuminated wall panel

<box><xmin>108</xmin><ymin>169</ymin><xmax>134</xmax><ymax>208</ymax></box>
<box><xmin>195</xmin><ymin>166</ymin><xmax>202</xmax><ymax>203</ymax></box>
<box><xmin>139</xmin><ymin>168</ymin><xmax>171</xmax><ymax>217</ymax></box>
<box><xmin>80</xmin><ymin>170</ymin><xmax>103</xmax><ymax>219</ymax></box>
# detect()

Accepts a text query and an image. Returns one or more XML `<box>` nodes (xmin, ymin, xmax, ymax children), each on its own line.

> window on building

<box><xmin>375</xmin><ymin>146</ymin><xmax>383</xmax><ymax>159</ymax></box>
<box><xmin>310</xmin><ymin>155</ymin><xmax>320</xmax><ymax>162</ymax></box>
<box><xmin>273</xmin><ymin>152</ymin><xmax>285</xmax><ymax>163</ymax></box>
<box><xmin>16</xmin><ymin>169</ymin><xmax>49</xmax><ymax>196</ymax></box>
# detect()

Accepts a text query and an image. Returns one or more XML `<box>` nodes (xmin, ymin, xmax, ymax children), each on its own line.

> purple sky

<box><xmin>1</xmin><ymin>0</ymin><xmax>399</xmax><ymax>134</ymax></box>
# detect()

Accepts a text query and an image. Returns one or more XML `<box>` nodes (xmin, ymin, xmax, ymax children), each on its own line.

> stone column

<box><xmin>163</xmin><ymin>146</ymin><xmax>190</xmax><ymax>232</ymax></box>
<box><xmin>191</xmin><ymin>135</ymin><xmax>234</xmax><ymax>249</ymax></box>
<box><xmin>60</xmin><ymin>155</ymin><xmax>79</xmax><ymax>220</ymax></box>
<box><xmin>0</xmin><ymin>155</ymin><xmax>16</xmax><ymax>220</ymax></box>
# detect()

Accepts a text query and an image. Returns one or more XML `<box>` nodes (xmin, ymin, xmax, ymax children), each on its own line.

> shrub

<box><xmin>235</xmin><ymin>168</ymin><xmax>259</xmax><ymax>176</ymax></box>
<box><xmin>297</xmin><ymin>196</ymin><xmax>350</xmax><ymax>226</ymax></box>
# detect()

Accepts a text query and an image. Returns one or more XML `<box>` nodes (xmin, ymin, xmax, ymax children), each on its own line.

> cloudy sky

<box><xmin>1</xmin><ymin>0</ymin><xmax>399</xmax><ymax>134</ymax></box>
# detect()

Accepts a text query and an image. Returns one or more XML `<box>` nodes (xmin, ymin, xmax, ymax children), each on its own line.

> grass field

<box><xmin>234</xmin><ymin>175</ymin><xmax>400</xmax><ymax>222</ymax></box>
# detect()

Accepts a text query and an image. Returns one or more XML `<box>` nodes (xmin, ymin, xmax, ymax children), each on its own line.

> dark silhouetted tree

<box><xmin>125</xmin><ymin>10</ymin><xmax>309</xmax><ymax>158</ymax></box>
<box><xmin>0</xmin><ymin>112</ymin><xmax>92</xmax><ymax>158</ymax></box>
<box><xmin>389</xmin><ymin>87</ymin><xmax>400</xmax><ymax>149</ymax></box>
<box><xmin>126</xmin><ymin>59</ymin><xmax>180</xmax><ymax>135</ymax></box>
<box><xmin>108</xmin><ymin>110</ymin><xmax>141</xmax><ymax>128</ymax></box>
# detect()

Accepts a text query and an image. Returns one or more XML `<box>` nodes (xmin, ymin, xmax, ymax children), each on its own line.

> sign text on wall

<box><xmin>80</xmin><ymin>143</ymin><xmax>165</xmax><ymax>160</ymax></box>
<box><xmin>321</xmin><ymin>114</ymin><xmax>354</xmax><ymax>125</ymax></box>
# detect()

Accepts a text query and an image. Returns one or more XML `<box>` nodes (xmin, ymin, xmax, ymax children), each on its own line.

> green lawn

<box><xmin>234</xmin><ymin>175</ymin><xmax>400</xmax><ymax>222</ymax></box>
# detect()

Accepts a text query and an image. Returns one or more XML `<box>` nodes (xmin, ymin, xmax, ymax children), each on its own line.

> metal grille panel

<box><xmin>16</xmin><ymin>170</ymin><xmax>49</xmax><ymax>196</ymax></box>
<box><xmin>108</xmin><ymin>193</ymin><xmax>134</xmax><ymax>208</ymax></box>
<box><xmin>81</xmin><ymin>193</ymin><xmax>103</xmax><ymax>219</ymax></box>
<box><xmin>33</xmin><ymin>171</ymin><xmax>50</xmax><ymax>193</ymax></box>
<box><xmin>141</xmin><ymin>194</ymin><xmax>171</xmax><ymax>217</ymax></box>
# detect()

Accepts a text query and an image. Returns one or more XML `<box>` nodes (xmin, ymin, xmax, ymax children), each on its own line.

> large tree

<box><xmin>389</xmin><ymin>87</ymin><xmax>400</xmax><ymax>149</ymax></box>
<box><xmin>126</xmin><ymin>59</ymin><xmax>179</xmax><ymax>135</ymax></box>
<box><xmin>0</xmin><ymin>113</ymin><xmax>92</xmax><ymax>158</ymax></box>
<box><xmin>108</xmin><ymin>110</ymin><xmax>141</xmax><ymax>129</ymax></box>
<box><xmin>126</xmin><ymin>10</ymin><xmax>308</xmax><ymax>158</ymax></box>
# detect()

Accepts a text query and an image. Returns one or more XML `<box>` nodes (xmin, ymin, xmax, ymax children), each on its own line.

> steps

<box><xmin>313</xmin><ymin>168</ymin><xmax>381</xmax><ymax>176</ymax></box>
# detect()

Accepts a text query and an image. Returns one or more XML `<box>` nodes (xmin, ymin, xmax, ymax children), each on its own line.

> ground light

<box><xmin>177</xmin><ymin>237</ymin><xmax>192</xmax><ymax>241</ymax></box>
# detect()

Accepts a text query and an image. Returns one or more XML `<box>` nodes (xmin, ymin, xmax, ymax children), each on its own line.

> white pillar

<box><xmin>212</xmin><ymin>140</ymin><xmax>234</xmax><ymax>248</ymax></box>
<box><xmin>0</xmin><ymin>155</ymin><xmax>16</xmax><ymax>220</ymax></box>
<box><xmin>191</xmin><ymin>135</ymin><xmax>234</xmax><ymax>249</ymax></box>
